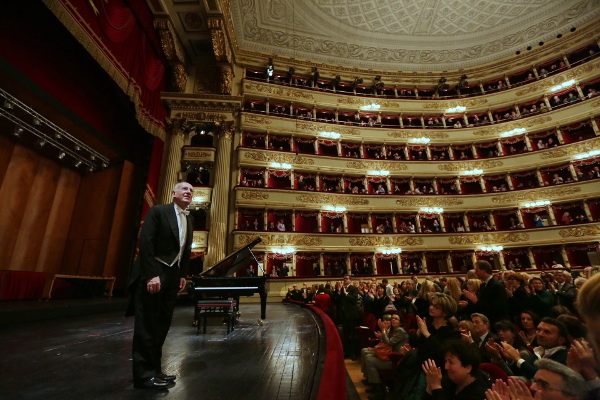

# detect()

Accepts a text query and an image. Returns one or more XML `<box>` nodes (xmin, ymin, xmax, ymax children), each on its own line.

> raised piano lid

<box><xmin>199</xmin><ymin>237</ymin><xmax>262</xmax><ymax>277</ymax></box>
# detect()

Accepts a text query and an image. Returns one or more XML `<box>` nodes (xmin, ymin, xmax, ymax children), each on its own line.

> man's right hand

<box><xmin>146</xmin><ymin>276</ymin><xmax>161</xmax><ymax>294</ymax></box>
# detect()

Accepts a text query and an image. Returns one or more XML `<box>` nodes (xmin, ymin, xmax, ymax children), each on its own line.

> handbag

<box><xmin>374</xmin><ymin>341</ymin><xmax>392</xmax><ymax>361</ymax></box>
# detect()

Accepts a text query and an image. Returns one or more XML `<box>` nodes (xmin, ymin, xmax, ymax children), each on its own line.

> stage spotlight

<box><xmin>102</xmin><ymin>162</ymin><xmax>108</xmax><ymax>168</ymax></box>
<box><xmin>74</xmin><ymin>145</ymin><xmax>81</xmax><ymax>151</ymax></box>
<box><xmin>37</xmin><ymin>139</ymin><xmax>46</xmax><ymax>147</ymax></box>
<box><xmin>90</xmin><ymin>154</ymin><xmax>96</xmax><ymax>161</ymax></box>
<box><xmin>74</xmin><ymin>160</ymin><xmax>82</xmax><ymax>168</ymax></box>
<box><xmin>13</xmin><ymin>127</ymin><xmax>23</xmax><ymax>137</ymax></box>
<box><xmin>33</xmin><ymin>117</ymin><xmax>42</xmax><ymax>126</ymax></box>
<box><xmin>88</xmin><ymin>166</ymin><xmax>95</xmax><ymax>173</ymax></box>
<box><xmin>570</xmin><ymin>27</ymin><xmax>576</xmax><ymax>32</ymax></box>
<box><xmin>3</xmin><ymin>99</ymin><xmax>13</xmax><ymax>110</ymax></box>
<box><xmin>58</xmin><ymin>152</ymin><xmax>66</xmax><ymax>160</ymax></box>
<box><xmin>54</xmin><ymin>131</ymin><xmax>62</xmax><ymax>139</ymax></box>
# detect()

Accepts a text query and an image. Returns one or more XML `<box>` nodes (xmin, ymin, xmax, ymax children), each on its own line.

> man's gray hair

<box><xmin>471</xmin><ymin>313</ymin><xmax>489</xmax><ymax>324</ymax></box>
<box><xmin>535</xmin><ymin>359</ymin><xmax>586</xmax><ymax>398</ymax></box>
<box><xmin>466</xmin><ymin>269</ymin><xmax>476</xmax><ymax>278</ymax></box>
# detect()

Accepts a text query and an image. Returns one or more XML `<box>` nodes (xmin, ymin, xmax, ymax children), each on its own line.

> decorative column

<box><xmin>472</xmin><ymin>143</ymin><xmax>479</xmax><ymax>159</ymax></box>
<box><xmin>319</xmin><ymin>253</ymin><xmax>325</xmax><ymax>276</ymax></box>
<box><xmin>524</xmin><ymin>135</ymin><xmax>533</xmax><ymax>151</ymax></box>
<box><xmin>575</xmin><ymin>83</ymin><xmax>585</xmax><ymax>99</ymax></box>
<box><xmin>471</xmin><ymin>252</ymin><xmax>478</xmax><ymax>266</ymax></box>
<box><xmin>203</xmin><ymin>123</ymin><xmax>233</xmax><ymax>268</ymax></box>
<box><xmin>415</xmin><ymin>214</ymin><xmax>422</xmax><ymax>232</ymax></box>
<box><xmin>292</xmin><ymin>210</ymin><xmax>296</xmax><ymax>232</ymax></box>
<box><xmin>367</xmin><ymin>212</ymin><xmax>373</xmax><ymax>233</ymax></box>
<box><xmin>547</xmin><ymin>206</ymin><xmax>557</xmax><ymax>226</ymax></box>
<box><xmin>556</xmin><ymin>127</ymin><xmax>565</xmax><ymax>145</ymax></box>
<box><xmin>562</xmin><ymin>54</ymin><xmax>571</xmax><ymax>68</ymax></box>
<box><xmin>342</xmin><ymin>212</ymin><xmax>348</xmax><ymax>233</ymax></box>
<box><xmin>591</xmin><ymin>117</ymin><xmax>600</xmax><ymax>135</ymax></box>
<box><xmin>446</xmin><ymin>253</ymin><xmax>453</xmax><ymax>272</ymax></box>
<box><xmin>392</xmin><ymin>213</ymin><xmax>398</xmax><ymax>232</ymax></box>
<box><xmin>439</xmin><ymin>215</ymin><xmax>446</xmax><ymax>232</ymax></box>
<box><xmin>582</xmin><ymin>199</ymin><xmax>593</xmax><ymax>221</ymax></box>
<box><xmin>536</xmin><ymin>168</ymin><xmax>545</xmax><ymax>186</ymax></box>
<box><xmin>448</xmin><ymin>146</ymin><xmax>455</xmax><ymax>160</ymax></box>
<box><xmin>568</xmin><ymin>162</ymin><xmax>579</xmax><ymax>182</ymax></box>
<box><xmin>560</xmin><ymin>245</ymin><xmax>571</xmax><ymax>269</ymax></box>
<box><xmin>317</xmin><ymin>211</ymin><xmax>323</xmax><ymax>232</ymax></box>
<box><xmin>291</xmin><ymin>254</ymin><xmax>297</xmax><ymax>277</ymax></box>
<box><xmin>399</xmin><ymin>114</ymin><xmax>404</xmax><ymax>128</ymax></box>
<box><xmin>516</xmin><ymin>209</ymin><xmax>525</xmax><ymax>228</ymax></box>
<box><xmin>463</xmin><ymin>213</ymin><xmax>470</xmax><ymax>232</ymax></box>
<box><xmin>372</xmin><ymin>254</ymin><xmax>378</xmax><ymax>275</ymax></box>
<box><xmin>527</xmin><ymin>247</ymin><xmax>537</xmax><ymax>269</ymax></box>
<box><xmin>498</xmin><ymin>251</ymin><xmax>507</xmax><ymax>270</ymax></box>
<box><xmin>157</xmin><ymin>118</ymin><xmax>187</xmax><ymax>205</ymax></box>
<box><xmin>488</xmin><ymin>211</ymin><xmax>496</xmax><ymax>230</ymax></box>
<box><xmin>421</xmin><ymin>253</ymin><xmax>428</xmax><ymax>273</ymax></box>
<box><xmin>426</xmin><ymin>145</ymin><xmax>432</xmax><ymax>160</ymax></box>
<box><xmin>497</xmin><ymin>140</ymin><xmax>504</xmax><ymax>156</ymax></box>
<box><xmin>543</xmin><ymin>95</ymin><xmax>552</xmax><ymax>110</ymax></box>
<box><xmin>479</xmin><ymin>176</ymin><xmax>487</xmax><ymax>193</ymax></box>
<box><xmin>506</xmin><ymin>173</ymin><xmax>514</xmax><ymax>190</ymax></box>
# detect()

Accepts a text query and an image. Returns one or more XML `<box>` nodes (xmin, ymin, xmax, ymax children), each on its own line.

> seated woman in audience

<box><xmin>527</xmin><ymin>277</ymin><xmax>555</xmax><ymax>318</ymax></box>
<box><xmin>422</xmin><ymin>340</ymin><xmax>489</xmax><ymax>400</ymax></box>
<box><xmin>361</xmin><ymin>313</ymin><xmax>408</xmax><ymax>398</ymax></box>
<box><xmin>485</xmin><ymin>320</ymin><xmax>530</xmax><ymax>375</ymax></box>
<box><xmin>518</xmin><ymin>310</ymin><xmax>541</xmax><ymax>347</ymax></box>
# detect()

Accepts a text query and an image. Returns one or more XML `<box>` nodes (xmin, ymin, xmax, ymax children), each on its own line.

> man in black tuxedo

<box><xmin>128</xmin><ymin>182</ymin><xmax>194</xmax><ymax>389</ymax></box>
<box><xmin>341</xmin><ymin>275</ymin><xmax>360</xmax><ymax>359</ymax></box>
<box><xmin>462</xmin><ymin>260</ymin><xmax>509</xmax><ymax>325</ymax></box>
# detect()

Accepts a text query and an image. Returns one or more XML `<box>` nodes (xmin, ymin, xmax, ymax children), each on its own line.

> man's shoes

<box><xmin>157</xmin><ymin>373</ymin><xmax>176</xmax><ymax>382</ymax></box>
<box><xmin>134</xmin><ymin>377</ymin><xmax>171</xmax><ymax>389</ymax></box>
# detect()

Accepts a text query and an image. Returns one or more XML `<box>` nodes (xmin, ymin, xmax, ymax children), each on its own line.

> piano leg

<box><xmin>259</xmin><ymin>291</ymin><xmax>267</xmax><ymax>320</ymax></box>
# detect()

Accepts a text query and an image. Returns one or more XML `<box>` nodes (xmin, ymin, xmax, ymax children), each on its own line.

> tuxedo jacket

<box><xmin>128</xmin><ymin>203</ymin><xmax>193</xmax><ymax>289</ymax></box>
<box><xmin>476</xmin><ymin>277</ymin><xmax>509</xmax><ymax>324</ymax></box>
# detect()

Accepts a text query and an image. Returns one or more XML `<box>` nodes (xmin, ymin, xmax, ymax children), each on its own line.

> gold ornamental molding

<box><xmin>448</xmin><ymin>232</ymin><xmax>530</xmax><ymax>245</ymax></box>
<box><xmin>438</xmin><ymin>160</ymin><xmax>504</xmax><ymax>171</ymax></box>
<box><xmin>243</xmin><ymin>151</ymin><xmax>315</xmax><ymax>165</ymax></box>
<box><xmin>192</xmin><ymin>231</ymin><xmax>208</xmax><ymax>249</ymax></box>
<box><xmin>540</xmin><ymin>137</ymin><xmax>600</xmax><ymax>159</ymax></box>
<box><xmin>395</xmin><ymin>198</ymin><xmax>464</xmax><ymax>207</ymax></box>
<box><xmin>295</xmin><ymin>121</ymin><xmax>361</xmax><ymax>136</ymax></box>
<box><xmin>183</xmin><ymin>148</ymin><xmax>215</xmax><ymax>163</ymax></box>
<box><xmin>515</xmin><ymin>59</ymin><xmax>600</xmax><ymax>96</ymax></box>
<box><xmin>240</xmin><ymin>191</ymin><xmax>269</xmax><ymax>200</ymax></box>
<box><xmin>346</xmin><ymin>161</ymin><xmax>408</xmax><ymax>171</ymax></box>
<box><xmin>387</xmin><ymin>131</ymin><xmax>450</xmax><ymax>139</ymax></box>
<box><xmin>558</xmin><ymin>225</ymin><xmax>600</xmax><ymax>238</ymax></box>
<box><xmin>245</xmin><ymin>82</ymin><xmax>315</xmax><ymax>100</ymax></box>
<box><xmin>474</xmin><ymin>115</ymin><xmax>552</xmax><ymax>136</ymax></box>
<box><xmin>173</xmin><ymin>112</ymin><xmax>228</xmax><ymax>121</ymax></box>
<box><xmin>243</xmin><ymin>114</ymin><xmax>272</xmax><ymax>125</ymax></box>
<box><xmin>591</xmin><ymin>99</ymin><xmax>600</xmax><ymax>108</ymax></box>
<box><xmin>237</xmin><ymin>233</ymin><xmax>323</xmax><ymax>248</ymax></box>
<box><xmin>422</xmin><ymin>98</ymin><xmax>488</xmax><ymax>109</ymax></box>
<box><xmin>337</xmin><ymin>97</ymin><xmax>398</xmax><ymax>108</ymax></box>
<box><xmin>491</xmin><ymin>186</ymin><xmax>582</xmax><ymax>204</ymax></box>
<box><xmin>296</xmin><ymin>193</ymin><xmax>369</xmax><ymax>206</ymax></box>
<box><xmin>349</xmin><ymin>236</ymin><xmax>424</xmax><ymax>247</ymax></box>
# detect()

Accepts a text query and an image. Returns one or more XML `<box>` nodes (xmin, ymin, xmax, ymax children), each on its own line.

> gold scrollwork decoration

<box><xmin>474</xmin><ymin>116</ymin><xmax>552</xmax><ymax>136</ymax></box>
<box><xmin>422</xmin><ymin>99</ymin><xmax>488</xmax><ymax>109</ymax></box>
<box><xmin>295</xmin><ymin>121</ymin><xmax>360</xmax><ymax>136</ymax></box>
<box><xmin>387</xmin><ymin>131</ymin><xmax>449</xmax><ymax>139</ymax></box>
<box><xmin>437</xmin><ymin>160</ymin><xmax>504</xmax><ymax>171</ymax></box>
<box><xmin>558</xmin><ymin>225</ymin><xmax>600</xmax><ymax>238</ymax></box>
<box><xmin>346</xmin><ymin>161</ymin><xmax>407</xmax><ymax>171</ymax></box>
<box><xmin>491</xmin><ymin>186</ymin><xmax>581</xmax><ymax>203</ymax></box>
<box><xmin>241</xmin><ymin>191</ymin><xmax>269</xmax><ymax>200</ymax></box>
<box><xmin>175</xmin><ymin>112</ymin><xmax>227</xmax><ymax>122</ymax></box>
<box><xmin>236</xmin><ymin>233</ymin><xmax>322</xmax><ymax>247</ymax></box>
<box><xmin>540</xmin><ymin>137</ymin><xmax>600</xmax><ymax>159</ymax></box>
<box><xmin>395</xmin><ymin>198</ymin><xmax>464</xmax><ymax>206</ymax></box>
<box><xmin>243</xmin><ymin>151</ymin><xmax>315</xmax><ymax>165</ymax></box>
<box><xmin>296</xmin><ymin>194</ymin><xmax>369</xmax><ymax>205</ymax></box>
<box><xmin>515</xmin><ymin>60</ymin><xmax>600</xmax><ymax>96</ymax></box>
<box><xmin>349</xmin><ymin>236</ymin><xmax>424</xmax><ymax>247</ymax></box>
<box><xmin>448</xmin><ymin>232</ymin><xmax>529</xmax><ymax>245</ymax></box>
<box><xmin>244</xmin><ymin>114</ymin><xmax>272</xmax><ymax>125</ymax></box>
<box><xmin>245</xmin><ymin>82</ymin><xmax>314</xmax><ymax>100</ymax></box>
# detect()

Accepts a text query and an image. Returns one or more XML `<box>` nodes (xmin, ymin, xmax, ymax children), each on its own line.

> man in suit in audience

<box><xmin>462</xmin><ymin>260</ymin><xmax>509</xmax><ymax>324</ymax></box>
<box><xmin>552</xmin><ymin>270</ymin><xmax>577</xmax><ymax>312</ymax></box>
<box><xmin>127</xmin><ymin>182</ymin><xmax>194</xmax><ymax>389</ymax></box>
<box><xmin>341</xmin><ymin>275</ymin><xmax>360</xmax><ymax>360</ymax></box>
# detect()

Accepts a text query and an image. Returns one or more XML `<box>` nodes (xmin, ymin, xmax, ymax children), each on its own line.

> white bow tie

<box><xmin>180</xmin><ymin>209</ymin><xmax>189</xmax><ymax>216</ymax></box>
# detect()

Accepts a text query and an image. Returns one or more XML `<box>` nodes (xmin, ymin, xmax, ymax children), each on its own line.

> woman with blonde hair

<box><xmin>445</xmin><ymin>277</ymin><xmax>462</xmax><ymax>303</ymax></box>
<box><xmin>413</xmin><ymin>280</ymin><xmax>435</xmax><ymax>318</ymax></box>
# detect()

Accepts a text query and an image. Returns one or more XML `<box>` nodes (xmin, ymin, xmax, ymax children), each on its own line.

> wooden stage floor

<box><xmin>0</xmin><ymin>302</ymin><xmax>324</xmax><ymax>400</ymax></box>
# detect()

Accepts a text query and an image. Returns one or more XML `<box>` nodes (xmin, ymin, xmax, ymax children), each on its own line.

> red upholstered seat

<box><xmin>479</xmin><ymin>362</ymin><xmax>509</xmax><ymax>383</ymax></box>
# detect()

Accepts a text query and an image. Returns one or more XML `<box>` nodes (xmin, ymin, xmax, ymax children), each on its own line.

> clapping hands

<box><xmin>485</xmin><ymin>378</ymin><xmax>534</xmax><ymax>400</ymax></box>
<box><xmin>422</xmin><ymin>359</ymin><xmax>442</xmax><ymax>394</ymax></box>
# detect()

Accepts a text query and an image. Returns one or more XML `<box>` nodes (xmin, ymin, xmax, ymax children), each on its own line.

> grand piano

<box><xmin>190</xmin><ymin>238</ymin><xmax>268</xmax><ymax>320</ymax></box>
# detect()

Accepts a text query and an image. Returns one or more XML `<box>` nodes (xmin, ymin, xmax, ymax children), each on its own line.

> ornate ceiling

<box><xmin>229</xmin><ymin>0</ymin><xmax>600</xmax><ymax>71</ymax></box>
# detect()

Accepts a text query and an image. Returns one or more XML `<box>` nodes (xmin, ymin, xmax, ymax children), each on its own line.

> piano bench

<box><xmin>195</xmin><ymin>300</ymin><xmax>238</xmax><ymax>335</ymax></box>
